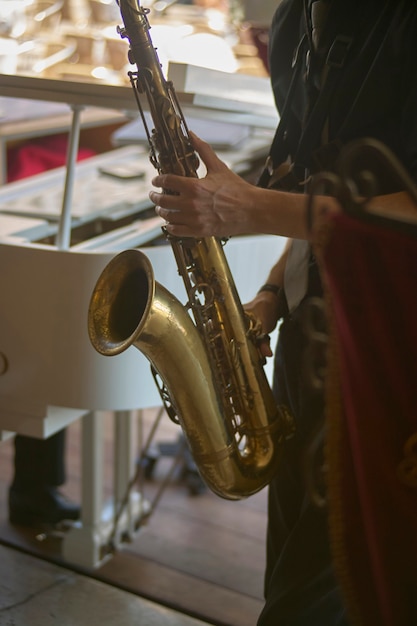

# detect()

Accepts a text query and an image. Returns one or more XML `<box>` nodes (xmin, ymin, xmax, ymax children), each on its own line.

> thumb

<box><xmin>258</xmin><ymin>336</ymin><xmax>273</xmax><ymax>359</ymax></box>
<box><xmin>189</xmin><ymin>131</ymin><xmax>227</xmax><ymax>174</ymax></box>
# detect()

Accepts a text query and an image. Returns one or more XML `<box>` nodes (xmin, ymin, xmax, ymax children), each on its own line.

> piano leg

<box><xmin>62</xmin><ymin>410</ymin><xmax>150</xmax><ymax>569</ymax></box>
<box><xmin>62</xmin><ymin>411</ymin><xmax>106</xmax><ymax>567</ymax></box>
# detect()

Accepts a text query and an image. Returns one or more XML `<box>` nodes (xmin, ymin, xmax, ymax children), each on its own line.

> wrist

<box><xmin>258</xmin><ymin>283</ymin><xmax>281</xmax><ymax>297</ymax></box>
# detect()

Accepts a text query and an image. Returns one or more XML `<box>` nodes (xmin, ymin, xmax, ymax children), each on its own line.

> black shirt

<box><xmin>268</xmin><ymin>0</ymin><xmax>417</xmax><ymax>187</ymax></box>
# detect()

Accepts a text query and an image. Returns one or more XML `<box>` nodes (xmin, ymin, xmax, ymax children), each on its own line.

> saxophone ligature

<box><xmin>88</xmin><ymin>0</ymin><xmax>294</xmax><ymax>500</ymax></box>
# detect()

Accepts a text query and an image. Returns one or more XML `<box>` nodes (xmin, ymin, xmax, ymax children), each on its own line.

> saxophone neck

<box><xmin>118</xmin><ymin>0</ymin><xmax>157</xmax><ymax>69</ymax></box>
<box><xmin>118</xmin><ymin>0</ymin><xmax>149</xmax><ymax>34</ymax></box>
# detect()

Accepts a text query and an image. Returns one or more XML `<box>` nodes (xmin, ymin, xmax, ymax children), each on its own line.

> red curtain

<box><xmin>316</xmin><ymin>212</ymin><xmax>417</xmax><ymax>626</ymax></box>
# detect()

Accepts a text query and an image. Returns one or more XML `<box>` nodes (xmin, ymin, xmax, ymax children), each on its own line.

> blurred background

<box><xmin>0</xmin><ymin>0</ymin><xmax>277</xmax><ymax>84</ymax></box>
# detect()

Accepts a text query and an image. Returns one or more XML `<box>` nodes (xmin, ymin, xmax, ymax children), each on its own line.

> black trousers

<box><xmin>11</xmin><ymin>430</ymin><xmax>66</xmax><ymax>491</ymax></box>
<box><xmin>257</xmin><ymin>299</ymin><xmax>348</xmax><ymax>626</ymax></box>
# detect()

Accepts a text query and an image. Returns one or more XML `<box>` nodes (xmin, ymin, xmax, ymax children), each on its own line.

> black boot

<box><xmin>8</xmin><ymin>486</ymin><xmax>81</xmax><ymax>527</ymax></box>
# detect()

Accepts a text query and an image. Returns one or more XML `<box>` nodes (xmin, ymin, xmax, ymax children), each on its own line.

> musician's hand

<box><xmin>244</xmin><ymin>291</ymin><xmax>282</xmax><ymax>359</ymax></box>
<box><xmin>256</xmin><ymin>335</ymin><xmax>273</xmax><ymax>359</ymax></box>
<box><xmin>149</xmin><ymin>132</ymin><xmax>257</xmax><ymax>239</ymax></box>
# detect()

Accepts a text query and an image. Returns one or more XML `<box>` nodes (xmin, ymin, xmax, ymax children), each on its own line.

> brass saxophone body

<box><xmin>88</xmin><ymin>0</ymin><xmax>294</xmax><ymax>500</ymax></box>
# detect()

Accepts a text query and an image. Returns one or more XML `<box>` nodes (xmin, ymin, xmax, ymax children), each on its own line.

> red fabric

<box><xmin>319</xmin><ymin>212</ymin><xmax>417</xmax><ymax>626</ymax></box>
<box><xmin>7</xmin><ymin>134</ymin><xmax>96</xmax><ymax>182</ymax></box>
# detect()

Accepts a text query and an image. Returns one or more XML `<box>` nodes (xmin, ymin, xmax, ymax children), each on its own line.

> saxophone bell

<box><xmin>88</xmin><ymin>249</ymin><xmax>292</xmax><ymax>500</ymax></box>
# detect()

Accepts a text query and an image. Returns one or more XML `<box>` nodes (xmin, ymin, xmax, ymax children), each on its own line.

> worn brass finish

<box><xmin>88</xmin><ymin>0</ymin><xmax>294</xmax><ymax>500</ymax></box>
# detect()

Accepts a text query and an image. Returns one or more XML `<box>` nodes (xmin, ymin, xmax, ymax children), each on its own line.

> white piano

<box><xmin>0</xmin><ymin>70</ymin><xmax>285</xmax><ymax>566</ymax></box>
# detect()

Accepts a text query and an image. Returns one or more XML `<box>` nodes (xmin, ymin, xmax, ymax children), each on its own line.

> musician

<box><xmin>149</xmin><ymin>0</ymin><xmax>417</xmax><ymax>623</ymax></box>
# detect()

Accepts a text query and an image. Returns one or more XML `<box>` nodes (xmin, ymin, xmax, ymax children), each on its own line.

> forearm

<box><xmin>367</xmin><ymin>191</ymin><xmax>417</xmax><ymax>221</ymax></box>
<box><xmin>251</xmin><ymin>187</ymin><xmax>417</xmax><ymax>239</ymax></box>
<box><xmin>243</xmin><ymin>185</ymin><xmax>341</xmax><ymax>240</ymax></box>
<box><xmin>242</xmin><ymin>187</ymin><xmax>307</xmax><ymax>239</ymax></box>
<box><xmin>149</xmin><ymin>133</ymin><xmax>340</xmax><ymax>240</ymax></box>
<box><xmin>220</xmin><ymin>183</ymin><xmax>417</xmax><ymax>240</ymax></box>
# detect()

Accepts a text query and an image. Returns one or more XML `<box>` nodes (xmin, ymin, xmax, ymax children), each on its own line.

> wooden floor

<box><xmin>0</xmin><ymin>409</ymin><xmax>268</xmax><ymax>626</ymax></box>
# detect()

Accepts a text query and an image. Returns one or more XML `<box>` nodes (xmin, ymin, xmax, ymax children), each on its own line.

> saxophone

<box><xmin>88</xmin><ymin>0</ymin><xmax>294</xmax><ymax>500</ymax></box>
